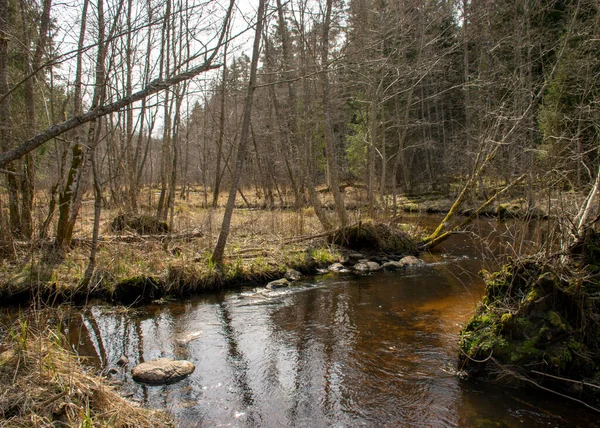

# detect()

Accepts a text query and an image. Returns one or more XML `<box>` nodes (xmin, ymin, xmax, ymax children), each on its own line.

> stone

<box><xmin>132</xmin><ymin>358</ymin><xmax>195</xmax><ymax>385</ymax></box>
<box><xmin>382</xmin><ymin>261</ymin><xmax>404</xmax><ymax>270</ymax></box>
<box><xmin>266</xmin><ymin>278</ymin><xmax>290</xmax><ymax>289</ymax></box>
<box><xmin>354</xmin><ymin>261</ymin><xmax>381</xmax><ymax>272</ymax></box>
<box><xmin>284</xmin><ymin>269</ymin><xmax>304</xmax><ymax>281</ymax></box>
<box><xmin>175</xmin><ymin>330</ymin><xmax>203</xmax><ymax>345</ymax></box>
<box><xmin>397</xmin><ymin>255</ymin><xmax>424</xmax><ymax>267</ymax></box>
<box><xmin>328</xmin><ymin>263</ymin><xmax>346</xmax><ymax>272</ymax></box>
<box><xmin>117</xmin><ymin>355</ymin><xmax>129</xmax><ymax>367</ymax></box>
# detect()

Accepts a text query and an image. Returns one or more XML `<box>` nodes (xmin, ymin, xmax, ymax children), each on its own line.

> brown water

<box><xmin>40</xmin><ymin>218</ymin><xmax>600</xmax><ymax>426</ymax></box>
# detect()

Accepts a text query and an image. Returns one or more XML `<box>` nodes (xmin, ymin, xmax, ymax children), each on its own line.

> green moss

<box><xmin>459</xmin><ymin>255</ymin><xmax>600</xmax><ymax>390</ymax></box>
<box><xmin>547</xmin><ymin>311</ymin><xmax>566</xmax><ymax>330</ymax></box>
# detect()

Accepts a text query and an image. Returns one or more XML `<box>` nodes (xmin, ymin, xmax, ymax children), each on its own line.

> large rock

<box><xmin>354</xmin><ymin>261</ymin><xmax>381</xmax><ymax>272</ymax></box>
<box><xmin>132</xmin><ymin>358</ymin><xmax>195</xmax><ymax>385</ymax></box>
<box><xmin>266</xmin><ymin>278</ymin><xmax>289</xmax><ymax>289</ymax></box>
<box><xmin>284</xmin><ymin>269</ymin><xmax>304</xmax><ymax>281</ymax></box>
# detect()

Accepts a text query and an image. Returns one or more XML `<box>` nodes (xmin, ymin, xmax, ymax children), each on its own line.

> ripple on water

<box><xmin>55</xmin><ymin>218</ymin><xmax>598</xmax><ymax>427</ymax></box>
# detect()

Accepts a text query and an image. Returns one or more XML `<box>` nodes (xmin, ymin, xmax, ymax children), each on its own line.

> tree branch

<box><xmin>0</xmin><ymin>62</ymin><xmax>221</xmax><ymax>168</ymax></box>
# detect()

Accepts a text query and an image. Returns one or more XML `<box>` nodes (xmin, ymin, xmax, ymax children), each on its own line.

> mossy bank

<box><xmin>458</xmin><ymin>233</ymin><xmax>600</xmax><ymax>408</ymax></box>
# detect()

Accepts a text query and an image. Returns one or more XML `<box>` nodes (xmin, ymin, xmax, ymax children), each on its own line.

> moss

<box><xmin>547</xmin><ymin>310</ymin><xmax>566</xmax><ymax>330</ymax></box>
<box><xmin>459</xmin><ymin>254</ymin><xmax>600</xmax><ymax>398</ymax></box>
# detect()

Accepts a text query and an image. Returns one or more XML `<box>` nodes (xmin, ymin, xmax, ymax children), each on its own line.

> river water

<box><xmin>44</xmin><ymin>218</ymin><xmax>600</xmax><ymax>426</ymax></box>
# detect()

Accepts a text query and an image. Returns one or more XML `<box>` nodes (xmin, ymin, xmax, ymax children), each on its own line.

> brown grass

<box><xmin>0</xmin><ymin>186</ymin><xmax>426</xmax><ymax>303</ymax></box>
<box><xmin>0</xmin><ymin>318</ymin><xmax>171</xmax><ymax>427</ymax></box>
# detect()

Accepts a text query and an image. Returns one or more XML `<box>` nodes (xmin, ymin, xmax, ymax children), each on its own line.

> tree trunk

<box><xmin>211</xmin><ymin>0</ymin><xmax>266</xmax><ymax>266</ymax></box>
<box><xmin>55</xmin><ymin>0</ymin><xmax>89</xmax><ymax>249</ymax></box>
<box><xmin>276</xmin><ymin>0</ymin><xmax>331</xmax><ymax>230</ymax></box>
<box><xmin>321</xmin><ymin>0</ymin><xmax>348</xmax><ymax>228</ymax></box>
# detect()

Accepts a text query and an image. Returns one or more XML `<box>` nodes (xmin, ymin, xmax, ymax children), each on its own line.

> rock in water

<box><xmin>382</xmin><ymin>261</ymin><xmax>403</xmax><ymax>270</ymax></box>
<box><xmin>266</xmin><ymin>278</ymin><xmax>289</xmax><ymax>289</ymax></box>
<box><xmin>328</xmin><ymin>262</ymin><xmax>346</xmax><ymax>272</ymax></box>
<box><xmin>384</xmin><ymin>256</ymin><xmax>424</xmax><ymax>270</ymax></box>
<box><xmin>175</xmin><ymin>330</ymin><xmax>203</xmax><ymax>345</ymax></box>
<box><xmin>132</xmin><ymin>358</ymin><xmax>195</xmax><ymax>385</ymax></box>
<box><xmin>354</xmin><ymin>261</ymin><xmax>381</xmax><ymax>272</ymax></box>
<box><xmin>397</xmin><ymin>255</ymin><xmax>424</xmax><ymax>267</ymax></box>
<box><xmin>284</xmin><ymin>269</ymin><xmax>304</xmax><ymax>281</ymax></box>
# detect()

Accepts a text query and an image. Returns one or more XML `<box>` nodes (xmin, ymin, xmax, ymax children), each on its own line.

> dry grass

<box><xmin>1</xmin><ymin>188</ymin><xmax>367</xmax><ymax>301</ymax></box>
<box><xmin>0</xmin><ymin>318</ymin><xmax>171</xmax><ymax>427</ymax></box>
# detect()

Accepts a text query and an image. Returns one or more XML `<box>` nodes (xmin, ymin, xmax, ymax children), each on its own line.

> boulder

<box><xmin>397</xmin><ymin>255</ymin><xmax>424</xmax><ymax>267</ymax></box>
<box><xmin>354</xmin><ymin>261</ymin><xmax>381</xmax><ymax>272</ymax></box>
<box><xmin>284</xmin><ymin>269</ymin><xmax>304</xmax><ymax>281</ymax></box>
<box><xmin>266</xmin><ymin>278</ymin><xmax>289</xmax><ymax>289</ymax></box>
<box><xmin>132</xmin><ymin>358</ymin><xmax>195</xmax><ymax>385</ymax></box>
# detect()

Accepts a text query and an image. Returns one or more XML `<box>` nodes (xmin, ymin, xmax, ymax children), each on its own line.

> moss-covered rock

<box><xmin>459</xmin><ymin>257</ymin><xmax>600</xmax><ymax>400</ymax></box>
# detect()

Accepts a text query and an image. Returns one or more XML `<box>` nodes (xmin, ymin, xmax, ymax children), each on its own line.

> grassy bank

<box><xmin>0</xmin><ymin>233</ymin><xmax>342</xmax><ymax>306</ymax></box>
<box><xmin>1</xmin><ymin>189</ymin><xmax>429</xmax><ymax>306</ymax></box>
<box><xmin>0</xmin><ymin>318</ymin><xmax>171</xmax><ymax>427</ymax></box>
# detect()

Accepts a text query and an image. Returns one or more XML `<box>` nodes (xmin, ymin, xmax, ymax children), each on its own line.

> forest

<box><xmin>1</xmin><ymin>0</ymin><xmax>600</xmax><ymax>425</ymax></box>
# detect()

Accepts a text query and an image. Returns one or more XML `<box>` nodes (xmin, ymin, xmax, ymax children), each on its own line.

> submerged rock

<box><xmin>132</xmin><ymin>358</ymin><xmax>195</xmax><ymax>385</ymax></box>
<box><xmin>266</xmin><ymin>278</ymin><xmax>289</xmax><ymax>289</ymax></box>
<box><xmin>354</xmin><ymin>261</ymin><xmax>381</xmax><ymax>272</ymax></box>
<box><xmin>175</xmin><ymin>330</ymin><xmax>203</xmax><ymax>345</ymax></box>
<box><xmin>284</xmin><ymin>269</ymin><xmax>304</xmax><ymax>281</ymax></box>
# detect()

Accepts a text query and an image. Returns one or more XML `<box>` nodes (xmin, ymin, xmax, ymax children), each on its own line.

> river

<box><xmin>18</xmin><ymin>217</ymin><xmax>600</xmax><ymax>426</ymax></box>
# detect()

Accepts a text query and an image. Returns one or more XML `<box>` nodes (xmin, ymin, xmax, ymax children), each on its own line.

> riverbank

<box><xmin>0</xmin><ymin>203</ymin><xmax>424</xmax><ymax>307</ymax></box>
<box><xmin>458</xmin><ymin>231</ymin><xmax>600</xmax><ymax>411</ymax></box>
<box><xmin>0</xmin><ymin>318</ymin><xmax>171</xmax><ymax>427</ymax></box>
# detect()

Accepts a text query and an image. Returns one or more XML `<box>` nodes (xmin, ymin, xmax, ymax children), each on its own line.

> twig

<box><xmin>494</xmin><ymin>359</ymin><xmax>600</xmax><ymax>413</ymax></box>
<box><xmin>531</xmin><ymin>370</ymin><xmax>600</xmax><ymax>391</ymax></box>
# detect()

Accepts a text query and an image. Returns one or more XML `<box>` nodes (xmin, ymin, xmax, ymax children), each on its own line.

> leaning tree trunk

<box><xmin>211</xmin><ymin>0</ymin><xmax>266</xmax><ymax>266</ymax></box>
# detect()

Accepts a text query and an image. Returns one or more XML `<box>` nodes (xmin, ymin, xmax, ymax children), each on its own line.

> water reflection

<box><xmin>55</xmin><ymin>218</ymin><xmax>596</xmax><ymax>427</ymax></box>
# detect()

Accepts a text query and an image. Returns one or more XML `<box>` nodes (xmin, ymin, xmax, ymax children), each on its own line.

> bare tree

<box><xmin>212</xmin><ymin>0</ymin><xmax>267</xmax><ymax>266</ymax></box>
